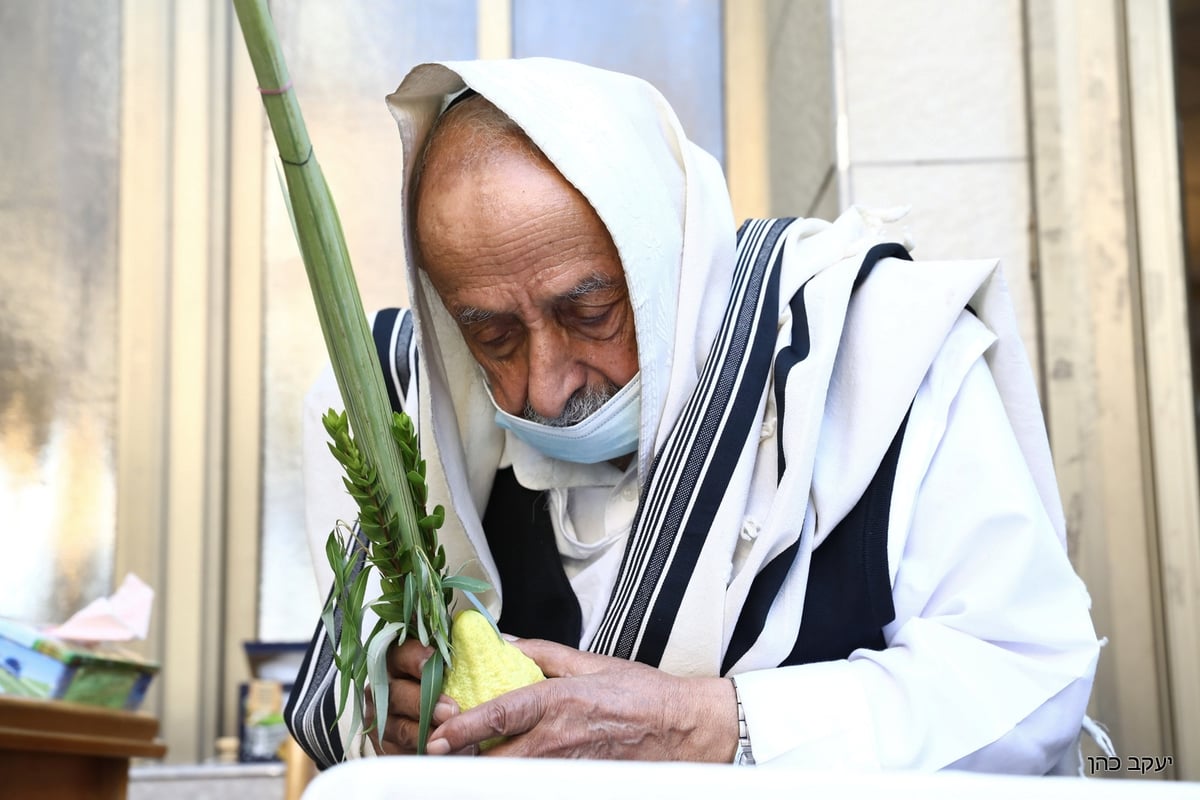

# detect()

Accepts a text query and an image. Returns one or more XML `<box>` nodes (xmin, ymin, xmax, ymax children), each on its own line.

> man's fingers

<box><xmin>380</xmin><ymin>714</ymin><xmax>421</xmax><ymax>754</ymax></box>
<box><xmin>366</xmin><ymin>723</ymin><xmax>384</xmax><ymax>755</ymax></box>
<box><xmin>385</xmin><ymin>676</ymin><xmax>421</xmax><ymax>716</ymax></box>
<box><xmin>434</xmin><ymin>697</ymin><xmax>461</xmax><ymax>725</ymax></box>
<box><xmin>387</xmin><ymin>637</ymin><xmax>434</xmax><ymax>679</ymax></box>
<box><xmin>369</xmin><ymin>677</ymin><xmax>458</xmax><ymax>722</ymax></box>
<box><xmin>426</xmin><ymin>685</ymin><xmax>548</xmax><ymax>755</ymax></box>
<box><xmin>366</xmin><ymin>675</ymin><xmax>461</xmax><ymax>756</ymax></box>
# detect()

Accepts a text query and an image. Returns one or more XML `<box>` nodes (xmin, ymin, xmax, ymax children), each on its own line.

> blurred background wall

<box><xmin>1</xmin><ymin>0</ymin><xmax>1197</xmax><ymax>777</ymax></box>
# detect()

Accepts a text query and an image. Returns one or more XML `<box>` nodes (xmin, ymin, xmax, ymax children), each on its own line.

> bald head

<box><xmin>413</xmin><ymin>94</ymin><xmax>547</xmax><ymax>212</ymax></box>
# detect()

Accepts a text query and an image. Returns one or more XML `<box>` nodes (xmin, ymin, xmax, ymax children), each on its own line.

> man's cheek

<box><xmin>481</xmin><ymin>369</ymin><xmax>528</xmax><ymax>415</ymax></box>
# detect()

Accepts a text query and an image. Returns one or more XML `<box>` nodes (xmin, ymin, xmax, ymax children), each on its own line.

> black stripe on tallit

<box><xmin>632</xmin><ymin>227</ymin><xmax>786</xmax><ymax>666</ymax></box>
<box><xmin>372</xmin><ymin>308</ymin><xmax>403</xmax><ymax>414</ymax></box>
<box><xmin>590</xmin><ymin>217</ymin><xmax>755</xmax><ymax>654</ymax></box>
<box><xmin>606</xmin><ymin>218</ymin><xmax>792</xmax><ymax>662</ymax></box>
<box><xmin>773</xmin><ymin>242</ymin><xmax>908</xmax><ymax>477</ymax></box>
<box><xmin>283</xmin><ymin>605</ymin><xmax>342</xmax><ymax>768</ymax></box>
<box><xmin>856</xmin><ymin>242</ymin><xmax>911</xmax><ymax>288</ymax></box>
<box><xmin>722</xmin><ymin>410</ymin><xmax>911</xmax><ymax>674</ymax></box>
<box><xmin>721</xmin><ymin>538</ymin><xmax>800</xmax><ymax>674</ymax></box>
<box><xmin>782</xmin><ymin>408</ymin><xmax>908</xmax><ymax>665</ymax></box>
<box><xmin>393</xmin><ymin>309</ymin><xmax>414</xmax><ymax>406</ymax></box>
<box><xmin>595</xmin><ymin>218</ymin><xmax>778</xmax><ymax>656</ymax></box>
<box><xmin>605</xmin><ymin>219</ymin><xmax>783</xmax><ymax>657</ymax></box>
<box><xmin>772</xmin><ymin>280</ymin><xmax>812</xmax><ymax>477</ymax></box>
<box><xmin>285</xmin><ymin>533</ymin><xmax>369</xmax><ymax>769</ymax></box>
<box><xmin>589</xmin><ymin>219</ymin><xmax>778</xmax><ymax>654</ymax></box>
<box><xmin>721</xmin><ymin>243</ymin><xmax>912</xmax><ymax>672</ymax></box>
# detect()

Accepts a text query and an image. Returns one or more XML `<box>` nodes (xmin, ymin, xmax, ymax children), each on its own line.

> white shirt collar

<box><xmin>500</xmin><ymin>428</ymin><xmax>631</xmax><ymax>492</ymax></box>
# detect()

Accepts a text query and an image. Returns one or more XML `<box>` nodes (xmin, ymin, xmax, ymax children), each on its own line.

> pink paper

<box><xmin>46</xmin><ymin>573</ymin><xmax>154</xmax><ymax>642</ymax></box>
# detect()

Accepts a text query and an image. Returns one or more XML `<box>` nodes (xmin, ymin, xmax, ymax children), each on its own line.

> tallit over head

<box><xmin>385</xmin><ymin>58</ymin><xmax>739</xmax><ymax>595</ymax></box>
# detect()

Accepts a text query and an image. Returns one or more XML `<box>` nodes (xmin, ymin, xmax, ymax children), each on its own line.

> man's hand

<box><xmin>426</xmin><ymin>637</ymin><xmax>738</xmax><ymax>761</ymax></box>
<box><xmin>363</xmin><ymin>638</ymin><xmax>461</xmax><ymax>755</ymax></box>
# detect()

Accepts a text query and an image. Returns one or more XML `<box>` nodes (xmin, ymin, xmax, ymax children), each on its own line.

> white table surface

<box><xmin>303</xmin><ymin>756</ymin><xmax>1199</xmax><ymax>800</ymax></box>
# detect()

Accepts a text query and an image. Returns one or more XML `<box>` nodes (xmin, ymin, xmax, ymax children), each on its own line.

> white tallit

<box><xmin>383</xmin><ymin>58</ymin><xmax>1070</xmax><ymax>678</ymax></box>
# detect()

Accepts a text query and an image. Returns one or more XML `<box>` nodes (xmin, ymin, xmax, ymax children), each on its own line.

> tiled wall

<box><xmin>764</xmin><ymin>0</ymin><xmax>837</xmax><ymax>219</ymax></box>
<box><xmin>832</xmin><ymin>0</ymin><xmax>1039</xmax><ymax>359</ymax></box>
<box><xmin>512</xmin><ymin>0</ymin><xmax>725</xmax><ymax>164</ymax></box>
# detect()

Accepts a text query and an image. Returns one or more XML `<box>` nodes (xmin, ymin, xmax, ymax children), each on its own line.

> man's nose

<box><xmin>525</xmin><ymin>328</ymin><xmax>582</xmax><ymax>420</ymax></box>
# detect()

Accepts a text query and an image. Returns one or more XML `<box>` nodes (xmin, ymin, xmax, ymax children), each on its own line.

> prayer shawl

<box><xmin>382</xmin><ymin>58</ymin><xmax>1072</xmax><ymax>680</ymax></box>
<box><xmin>286</xmin><ymin>58</ymin><xmax>1102</xmax><ymax>769</ymax></box>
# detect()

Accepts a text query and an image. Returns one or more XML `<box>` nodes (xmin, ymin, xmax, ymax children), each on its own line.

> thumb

<box><xmin>427</xmin><ymin>683</ymin><xmax>549</xmax><ymax>755</ymax></box>
<box><xmin>508</xmin><ymin>636</ymin><xmax>615</xmax><ymax>678</ymax></box>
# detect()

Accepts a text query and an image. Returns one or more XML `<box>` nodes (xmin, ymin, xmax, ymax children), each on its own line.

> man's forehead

<box><xmin>415</xmin><ymin>117</ymin><xmax>611</xmax><ymax>251</ymax></box>
<box><xmin>414</xmin><ymin>93</ymin><xmax>628</xmax><ymax>303</ymax></box>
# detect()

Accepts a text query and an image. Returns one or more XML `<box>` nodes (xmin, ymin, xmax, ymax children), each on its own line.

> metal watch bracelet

<box><xmin>730</xmin><ymin>677</ymin><xmax>756</xmax><ymax>766</ymax></box>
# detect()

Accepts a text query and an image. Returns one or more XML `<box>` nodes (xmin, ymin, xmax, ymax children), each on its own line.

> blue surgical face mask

<box><xmin>486</xmin><ymin>374</ymin><xmax>641</xmax><ymax>464</ymax></box>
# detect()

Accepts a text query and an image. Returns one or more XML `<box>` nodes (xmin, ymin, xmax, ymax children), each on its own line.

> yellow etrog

<box><xmin>442</xmin><ymin>610</ymin><xmax>544</xmax><ymax>748</ymax></box>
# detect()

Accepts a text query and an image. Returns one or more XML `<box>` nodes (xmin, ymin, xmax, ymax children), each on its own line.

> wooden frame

<box><xmin>1026</xmin><ymin>0</ymin><xmax>1200</xmax><ymax>778</ymax></box>
<box><xmin>723</xmin><ymin>0</ymin><xmax>770</xmax><ymax>221</ymax></box>
<box><xmin>224</xmin><ymin>2</ymin><xmax>267</xmax><ymax>758</ymax></box>
<box><xmin>116</xmin><ymin>0</ymin><xmax>261</xmax><ymax>764</ymax></box>
<box><xmin>115</xmin><ymin>0</ymin><xmax>174</xmax><ymax>754</ymax></box>
<box><xmin>477</xmin><ymin>0</ymin><xmax>512</xmax><ymax>60</ymax></box>
<box><xmin>1125</xmin><ymin>0</ymin><xmax>1200</xmax><ymax>778</ymax></box>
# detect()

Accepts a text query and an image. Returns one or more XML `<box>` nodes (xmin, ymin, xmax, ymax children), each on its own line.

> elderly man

<box><xmin>287</xmin><ymin>58</ymin><xmax>1101</xmax><ymax>772</ymax></box>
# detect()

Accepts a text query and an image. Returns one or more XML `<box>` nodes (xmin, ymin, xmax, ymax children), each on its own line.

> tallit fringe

<box><xmin>1076</xmin><ymin>636</ymin><xmax>1115</xmax><ymax>776</ymax></box>
<box><xmin>1081</xmin><ymin>715</ymin><xmax>1116</xmax><ymax>760</ymax></box>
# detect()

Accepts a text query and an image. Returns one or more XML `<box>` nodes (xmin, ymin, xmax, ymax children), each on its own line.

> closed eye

<box><xmin>461</xmin><ymin>315</ymin><xmax>523</xmax><ymax>357</ymax></box>
<box><xmin>559</xmin><ymin>299</ymin><xmax>625</xmax><ymax>341</ymax></box>
<box><xmin>478</xmin><ymin>329</ymin><xmax>514</xmax><ymax>347</ymax></box>
<box><xmin>560</xmin><ymin>274</ymin><xmax>625</xmax><ymax>332</ymax></box>
<box><xmin>572</xmin><ymin>305</ymin><xmax>614</xmax><ymax>325</ymax></box>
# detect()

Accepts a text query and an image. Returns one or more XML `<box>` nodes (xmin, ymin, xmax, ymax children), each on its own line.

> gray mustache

<box><xmin>522</xmin><ymin>381</ymin><xmax>618</xmax><ymax>427</ymax></box>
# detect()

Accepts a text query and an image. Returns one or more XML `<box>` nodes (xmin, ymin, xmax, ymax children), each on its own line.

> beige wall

<box><xmin>1026</xmin><ymin>0</ymin><xmax>1169</xmax><ymax>771</ymax></box>
<box><xmin>736</xmin><ymin>0</ymin><xmax>1200</xmax><ymax>778</ymax></box>
<box><xmin>766</xmin><ymin>0</ymin><xmax>837</xmax><ymax>219</ymax></box>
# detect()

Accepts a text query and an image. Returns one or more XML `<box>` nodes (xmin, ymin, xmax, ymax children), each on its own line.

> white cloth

<box><xmin>734</xmin><ymin>312</ymin><xmax>1097</xmax><ymax>772</ymax></box>
<box><xmin>300</xmin><ymin>57</ymin><xmax>1101</xmax><ymax>772</ymax></box>
<box><xmin>301</xmin><ymin>758</ymin><xmax>1196</xmax><ymax>800</ymax></box>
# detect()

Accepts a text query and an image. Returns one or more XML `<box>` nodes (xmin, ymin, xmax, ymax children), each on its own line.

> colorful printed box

<box><xmin>0</xmin><ymin>619</ymin><xmax>158</xmax><ymax>711</ymax></box>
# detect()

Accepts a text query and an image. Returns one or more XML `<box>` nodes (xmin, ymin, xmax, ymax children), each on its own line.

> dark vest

<box><xmin>482</xmin><ymin>403</ymin><xmax>906</xmax><ymax>670</ymax></box>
